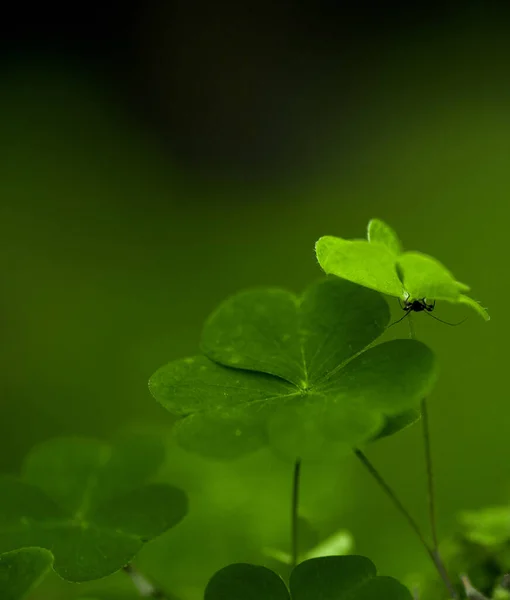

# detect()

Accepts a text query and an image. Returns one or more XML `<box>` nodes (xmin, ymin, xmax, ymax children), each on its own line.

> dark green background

<box><xmin>1</xmin><ymin>4</ymin><xmax>508</xmax><ymax>598</ymax></box>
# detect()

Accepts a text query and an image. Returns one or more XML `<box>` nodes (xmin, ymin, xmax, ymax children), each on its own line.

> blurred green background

<box><xmin>1</xmin><ymin>2</ymin><xmax>509</xmax><ymax>598</ymax></box>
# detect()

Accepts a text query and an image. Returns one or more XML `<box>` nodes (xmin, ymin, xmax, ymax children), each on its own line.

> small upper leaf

<box><xmin>150</xmin><ymin>278</ymin><xmax>437</xmax><ymax>460</ymax></box>
<box><xmin>0</xmin><ymin>436</ymin><xmax>188</xmax><ymax>582</ymax></box>
<box><xmin>367</xmin><ymin>218</ymin><xmax>402</xmax><ymax>255</ymax></box>
<box><xmin>316</xmin><ymin>218</ymin><xmax>489</xmax><ymax>320</ymax></box>
<box><xmin>0</xmin><ymin>548</ymin><xmax>53</xmax><ymax>600</ymax></box>
<box><xmin>396</xmin><ymin>252</ymin><xmax>469</xmax><ymax>301</ymax></box>
<box><xmin>204</xmin><ymin>556</ymin><xmax>412</xmax><ymax>599</ymax></box>
<box><xmin>315</xmin><ymin>237</ymin><xmax>404</xmax><ymax>298</ymax></box>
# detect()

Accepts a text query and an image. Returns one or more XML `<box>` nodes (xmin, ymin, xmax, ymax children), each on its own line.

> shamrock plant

<box><xmin>0</xmin><ymin>435</ymin><xmax>187</xmax><ymax>583</ymax></box>
<box><xmin>1</xmin><ymin>217</ymin><xmax>490</xmax><ymax>600</ymax></box>
<box><xmin>316</xmin><ymin>218</ymin><xmax>489</xmax><ymax>321</ymax></box>
<box><xmin>149</xmin><ymin>277</ymin><xmax>437</xmax><ymax>461</ymax></box>
<box><xmin>0</xmin><ymin>548</ymin><xmax>53</xmax><ymax>600</ymax></box>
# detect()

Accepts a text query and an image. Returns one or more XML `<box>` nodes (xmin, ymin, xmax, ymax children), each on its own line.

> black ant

<box><xmin>400</xmin><ymin>297</ymin><xmax>436</xmax><ymax>314</ymax></box>
<box><xmin>388</xmin><ymin>297</ymin><xmax>466</xmax><ymax>328</ymax></box>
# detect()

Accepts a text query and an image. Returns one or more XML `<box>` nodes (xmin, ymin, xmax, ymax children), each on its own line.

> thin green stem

<box><xmin>353</xmin><ymin>449</ymin><xmax>458</xmax><ymax>599</ymax></box>
<box><xmin>353</xmin><ymin>449</ymin><xmax>430</xmax><ymax>552</ymax></box>
<box><xmin>404</xmin><ymin>312</ymin><xmax>456</xmax><ymax>597</ymax></box>
<box><xmin>408</xmin><ymin>314</ymin><xmax>439</xmax><ymax>552</ymax></box>
<box><xmin>421</xmin><ymin>398</ymin><xmax>439</xmax><ymax>551</ymax></box>
<box><xmin>291</xmin><ymin>458</ymin><xmax>302</xmax><ymax>570</ymax></box>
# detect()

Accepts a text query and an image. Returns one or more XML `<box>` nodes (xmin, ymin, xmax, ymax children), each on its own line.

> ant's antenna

<box><xmin>424</xmin><ymin>312</ymin><xmax>468</xmax><ymax>327</ymax></box>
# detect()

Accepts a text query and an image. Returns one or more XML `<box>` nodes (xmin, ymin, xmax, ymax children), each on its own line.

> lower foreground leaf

<box><xmin>0</xmin><ymin>547</ymin><xmax>53</xmax><ymax>600</ymax></box>
<box><xmin>290</xmin><ymin>555</ymin><xmax>412</xmax><ymax>600</ymax></box>
<box><xmin>0</xmin><ymin>436</ymin><xmax>188</xmax><ymax>582</ymax></box>
<box><xmin>204</xmin><ymin>555</ymin><xmax>412</xmax><ymax>599</ymax></box>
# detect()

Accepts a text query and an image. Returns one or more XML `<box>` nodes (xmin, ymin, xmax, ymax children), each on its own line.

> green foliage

<box><xmin>205</xmin><ymin>556</ymin><xmax>413</xmax><ymax>599</ymax></box>
<box><xmin>264</xmin><ymin>523</ymin><xmax>353</xmax><ymax>566</ymax></box>
<box><xmin>1</xmin><ymin>215</ymin><xmax>490</xmax><ymax>599</ymax></box>
<box><xmin>205</xmin><ymin>563</ymin><xmax>289</xmax><ymax>600</ymax></box>
<box><xmin>316</xmin><ymin>218</ymin><xmax>489</xmax><ymax>320</ymax></box>
<box><xmin>150</xmin><ymin>278</ymin><xmax>438</xmax><ymax>460</ymax></box>
<box><xmin>459</xmin><ymin>506</ymin><xmax>510</xmax><ymax>547</ymax></box>
<box><xmin>367</xmin><ymin>218</ymin><xmax>402</xmax><ymax>255</ymax></box>
<box><xmin>0</xmin><ymin>435</ymin><xmax>188</xmax><ymax>582</ymax></box>
<box><xmin>0</xmin><ymin>548</ymin><xmax>53</xmax><ymax>600</ymax></box>
<box><xmin>417</xmin><ymin>503</ymin><xmax>510</xmax><ymax>600</ymax></box>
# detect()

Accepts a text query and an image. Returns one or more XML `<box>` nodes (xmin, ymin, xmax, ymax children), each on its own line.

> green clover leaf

<box><xmin>150</xmin><ymin>278</ymin><xmax>437</xmax><ymax>460</ymax></box>
<box><xmin>0</xmin><ymin>436</ymin><xmax>188</xmax><ymax>582</ymax></box>
<box><xmin>205</xmin><ymin>563</ymin><xmax>289</xmax><ymax>600</ymax></box>
<box><xmin>204</xmin><ymin>555</ymin><xmax>412</xmax><ymax>599</ymax></box>
<box><xmin>459</xmin><ymin>506</ymin><xmax>510</xmax><ymax>548</ymax></box>
<box><xmin>0</xmin><ymin>548</ymin><xmax>53</xmax><ymax>600</ymax></box>
<box><xmin>316</xmin><ymin>218</ymin><xmax>489</xmax><ymax>320</ymax></box>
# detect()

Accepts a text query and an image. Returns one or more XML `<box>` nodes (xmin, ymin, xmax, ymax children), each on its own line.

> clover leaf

<box><xmin>150</xmin><ymin>278</ymin><xmax>437</xmax><ymax>460</ymax></box>
<box><xmin>458</xmin><ymin>506</ymin><xmax>510</xmax><ymax>548</ymax></box>
<box><xmin>205</xmin><ymin>563</ymin><xmax>289</xmax><ymax>600</ymax></box>
<box><xmin>204</xmin><ymin>555</ymin><xmax>412</xmax><ymax>599</ymax></box>
<box><xmin>0</xmin><ymin>436</ymin><xmax>188</xmax><ymax>582</ymax></box>
<box><xmin>316</xmin><ymin>218</ymin><xmax>489</xmax><ymax>320</ymax></box>
<box><xmin>0</xmin><ymin>548</ymin><xmax>53</xmax><ymax>600</ymax></box>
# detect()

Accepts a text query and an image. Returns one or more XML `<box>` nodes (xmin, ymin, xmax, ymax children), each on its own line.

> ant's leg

<box><xmin>387</xmin><ymin>309</ymin><xmax>411</xmax><ymax>328</ymax></box>
<box><xmin>426</xmin><ymin>300</ymin><xmax>436</xmax><ymax>312</ymax></box>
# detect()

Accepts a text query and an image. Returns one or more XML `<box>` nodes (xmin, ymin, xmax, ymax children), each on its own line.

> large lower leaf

<box><xmin>0</xmin><ymin>436</ymin><xmax>188</xmax><ymax>582</ymax></box>
<box><xmin>150</xmin><ymin>279</ymin><xmax>437</xmax><ymax>460</ymax></box>
<box><xmin>201</xmin><ymin>278</ymin><xmax>390</xmax><ymax>387</ymax></box>
<box><xmin>0</xmin><ymin>548</ymin><xmax>53</xmax><ymax>600</ymax></box>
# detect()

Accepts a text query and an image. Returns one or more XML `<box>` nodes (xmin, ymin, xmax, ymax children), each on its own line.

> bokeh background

<box><xmin>2</xmin><ymin>1</ymin><xmax>509</xmax><ymax>598</ymax></box>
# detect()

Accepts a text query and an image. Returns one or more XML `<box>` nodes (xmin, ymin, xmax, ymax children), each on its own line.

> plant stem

<box><xmin>353</xmin><ymin>449</ymin><xmax>430</xmax><ymax>552</ymax></box>
<box><xmin>407</xmin><ymin>315</ymin><xmax>440</xmax><ymax>554</ymax></box>
<box><xmin>291</xmin><ymin>458</ymin><xmax>302</xmax><ymax>570</ymax></box>
<box><xmin>421</xmin><ymin>398</ymin><xmax>438</xmax><ymax>551</ymax></box>
<box><xmin>353</xmin><ymin>449</ymin><xmax>457</xmax><ymax>599</ymax></box>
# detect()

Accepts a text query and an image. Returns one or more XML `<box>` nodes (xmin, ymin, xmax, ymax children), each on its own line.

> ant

<box><xmin>399</xmin><ymin>297</ymin><xmax>435</xmax><ymax>314</ymax></box>
<box><xmin>388</xmin><ymin>296</ymin><xmax>466</xmax><ymax>328</ymax></box>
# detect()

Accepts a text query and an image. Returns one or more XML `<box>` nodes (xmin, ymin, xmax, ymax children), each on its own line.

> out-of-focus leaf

<box><xmin>459</xmin><ymin>506</ymin><xmax>510</xmax><ymax>547</ymax></box>
<box><xmin>290</xmin><ymin>555</ymin><xmax>413</xmax><ymax>600</ymax></box>
<box><xmin>204</xmin><ymin>563</ymin><xmax>289</xmax><ymax>600</ymax></box>
<box><xmin>0</xmin><ymin>548</ymin><xmax>53</xmax><ymax>600</ymax></box>
<box><xmin>204</xmin><ymin>555</ymin><xmax>412</xmax><ymax>599</ymax></box>
<box><xmin>0</xmin><ymin>436</ymin><xmax>188</xmax><ymax>582</ymax></box>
